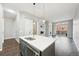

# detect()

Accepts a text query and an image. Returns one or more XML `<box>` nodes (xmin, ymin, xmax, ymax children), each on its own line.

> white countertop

<box><xmin>19</xmin><ymin>35</ymin><xmax>57</xmax><ymax>52</ymax></box>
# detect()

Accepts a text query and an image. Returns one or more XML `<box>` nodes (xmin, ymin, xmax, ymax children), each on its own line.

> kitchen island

<box><xmin>19</xmin><ymin>35</ymin><xmax>56</xmax><ymax>56</ymax></box>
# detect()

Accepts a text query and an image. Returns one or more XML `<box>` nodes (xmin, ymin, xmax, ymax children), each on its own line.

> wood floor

<box><xmin>0</xmin><ymin>39</ymin><xmax>20</xmax><ymax>56</ymax></box>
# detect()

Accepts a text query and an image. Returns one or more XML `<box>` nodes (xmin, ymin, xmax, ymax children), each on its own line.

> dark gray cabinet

<box><xmin>20</xmin><ymin>39</ymin><xmax>37</xmax><ymax>56</ymax></box>
<box><xmin>20</xmin><ymin>39</ymin><xmax>27</xmax><ymax>56</ymax></box>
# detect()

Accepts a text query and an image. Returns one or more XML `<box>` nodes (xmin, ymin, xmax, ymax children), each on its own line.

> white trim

<box><xmin>73</xmin><ymin>39</ymin><xmax>79</xmax><ymax>52</ymax></box>
<box><xmin>15</xmin><ymin>38</ymin><xmax>20</xmax><ymax>43</ymax></box>
<box><xmin>4</xmin><ymin>37</ymin><xmax>16</xmax><ymax>40</ymax></box>
<box><xmin>52</xmin><ymin>18</ymin><xmax>72</xmax><ymax>22</ymax></box>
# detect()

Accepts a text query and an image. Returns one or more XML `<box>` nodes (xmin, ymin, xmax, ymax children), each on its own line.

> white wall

<box><xmin>45</xmin><ymin>21</ymin><xmax>52</xmax><ymax>37</ymax></box>
<box><xmin>73</xmin><ymin>20</ymin><xmax>79</xmax><ymax>51</ymax></box>
<box><xmin>4</xmin><ymin>11</ymin><xmax>39</xmax><ymax>42</ymax></box>
<box><xmin>73</xmin><ymin>5</ymin><xmax>79</xmax><ymax>51</ymax></box>
<box><xmin>67</xmin><ymin>20</ymin><xmax>73</xmax><ymax>39</ymax></box>
<box><xmin>0</xmin><ymin>4</ymin><xmax>4</xmax><ymax>51</ymax></box>
<box><xmin>4</xmin><ymin>11</ymin><xmax>41</xmax><ymax>43</ymax></box>
<box><xmin>15</xmin><ymin>12</ymin><xmax>34</xmax><ymax>42</ymax></box>
<box><xmin>4</xmin><ymin>17</ymin><xmax>16</xmax><ymax>39</ymax></box>
<box><xmin>18</xmin><ymin>12</ymin><xmax>33</xmax><ymax>36</ymax></box>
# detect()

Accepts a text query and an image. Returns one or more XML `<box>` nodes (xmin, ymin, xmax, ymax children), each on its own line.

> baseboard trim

<box><xmin>4</xmin><ymin>38</ymin><xmax>15</xmax><ymax>40</ymax></box>
<box><xmin>73</xmin><ymin>39</ymin><xmax>79</xmax><ymax>52</ymax></box>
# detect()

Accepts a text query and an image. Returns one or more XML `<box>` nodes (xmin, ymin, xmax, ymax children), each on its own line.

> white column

<box><xmin>0</xmin><ymin>4</ymin><xmax>4</xmax><ymax>51</ymax></box>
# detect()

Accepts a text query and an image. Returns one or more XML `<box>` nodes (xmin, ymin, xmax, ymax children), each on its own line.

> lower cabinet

<box><xmin>20</xmin><ymin>39</ymin><xmax>39</xmax><ymax>56</ymax></box>
<box><xmin>20</xmin><ymin>40</ymin><xmax>27</xmax><ymax>56</ymax></box>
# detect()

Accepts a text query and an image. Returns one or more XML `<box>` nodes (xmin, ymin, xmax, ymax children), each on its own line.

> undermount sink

<box><xmin>24</xmin><ymin>37</ymin><xmax>36</xmax><ymax>41</ymax></box>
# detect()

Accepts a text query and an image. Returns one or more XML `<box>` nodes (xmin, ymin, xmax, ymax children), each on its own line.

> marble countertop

<box><xmin>19</xmin><ymin>35</ymin><xmax>57</xmax><ymax>52</ymax></box>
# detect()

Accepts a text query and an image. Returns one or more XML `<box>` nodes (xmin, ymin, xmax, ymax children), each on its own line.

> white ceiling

<box><xmin>3</xmin><ymin>8</ymin><xmax>16</xmax><ymax>18</ymax></box>
<box><xmin>3</xmin><ymin>3</ymin><xmax>79</xmax><ymax>21</ymax></box>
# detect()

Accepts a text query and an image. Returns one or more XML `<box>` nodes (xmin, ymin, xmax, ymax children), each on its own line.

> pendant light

<box><xmin>43</xmin><ymin>4</ymin><xmax>46</xmax><ymax>23</ymax></box>
<box><xmin>33</xmin><ymin>3</ymin><xmax>36</xmax><ymax>35</ymax></box>
<box><xmin>33</xmin><ymin>3</ymin><xmax>36</xmax><ymax>24</ymax></box>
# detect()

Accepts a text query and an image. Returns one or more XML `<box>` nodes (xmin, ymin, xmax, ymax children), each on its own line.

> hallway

<box><xmin>55</xmin><ymin>36</ymin><xmax>79</xmax><ymax>56</ymax></box>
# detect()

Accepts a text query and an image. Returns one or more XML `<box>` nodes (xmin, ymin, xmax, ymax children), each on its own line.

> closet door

<box><xmin>19</xmin><ymin>14</ymin><xmax>33</xmax><ymax>36</ymax></box>
<box><xmin>24</xmin><ymin>19</ymin><xmax>33</xmax><ymax>35</ymax></box>
<box><xmin>19</xmin><ymin>15</ymin><xmax>25</xmax><ymax>36</ymax></box>
<box><xmin>0</xmin><ymin>4</ymin><xmax>4</xmax><ymax>50</ymax></box>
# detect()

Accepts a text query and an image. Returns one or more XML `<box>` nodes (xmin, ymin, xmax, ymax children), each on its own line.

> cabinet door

<box><xmin>20</xmin><ymin>40</ymin><xmax>35</xmax><ymax>56</ymax></box>
<box><xmin>19</xmin><ymin>17</ymin><xmax>33</xmax><ymax>36</ymax></box>
<box><xmin>20</xmin><ymin>40</ymin><xmax>27</xmax><ymax>56</ymax></box>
